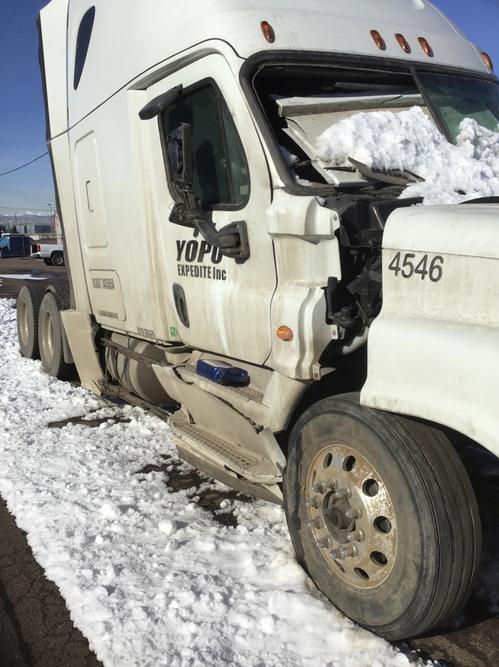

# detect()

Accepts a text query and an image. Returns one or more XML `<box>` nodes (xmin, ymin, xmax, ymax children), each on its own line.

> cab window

<box><xmin>161</xmin><ymin>83</ymin><xmax>250</xmax><ymax>210</ymax></box>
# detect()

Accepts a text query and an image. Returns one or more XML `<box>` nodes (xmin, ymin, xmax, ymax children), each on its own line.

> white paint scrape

<box><xmin>0</xmin><ymin>298</ymin><xmax>419</xmax><ymax>667</ymax></box>
<box><xmin>317</xmin><ymin>107</ymin><xmax>499</xmax><ymax>205</ymax></box>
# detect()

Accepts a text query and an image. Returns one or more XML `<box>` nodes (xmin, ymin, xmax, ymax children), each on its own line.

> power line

<box><xmin>0</xmin><ymin>184</ymin><xmax>54</xmax><ymax>208</ymax></box>
<box><xmin>0</xmin><ymin>152</ymin><xmax>49</xmax><ymax>177</ymax></box>
<box><xmin>0</xmin><ymin>182</ymin><xmax>54</xmax><ymax>201</ymax></box>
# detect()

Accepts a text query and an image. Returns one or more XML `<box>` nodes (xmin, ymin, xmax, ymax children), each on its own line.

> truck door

<box><xmin>145</xmin><ymin>54</ymin><xmax>276</xmax><ymax>364</ymax></box>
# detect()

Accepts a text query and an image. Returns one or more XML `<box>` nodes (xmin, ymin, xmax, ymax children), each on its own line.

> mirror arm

<box><xmin>178</xmin><ymin>194</ymin><xmax>250</xmax><ymax>263</ymax></box>
<box><xmin>167</xmin><ymin>120</ymin><xmax>250</xmax><ymax>263</ymax></box>
<box><xmin>139</xmin><ymin>85</ymin><xmax>183</xmax><ymax>120</ymax></box>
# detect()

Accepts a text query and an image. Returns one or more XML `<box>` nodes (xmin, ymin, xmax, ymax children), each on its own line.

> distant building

<box><xmin>0</xmin><ymin>212</ymin><xmax>60</xmax><ymax>239</ymax></box>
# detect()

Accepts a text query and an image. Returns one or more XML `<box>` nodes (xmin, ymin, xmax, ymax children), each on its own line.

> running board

<box><xmin>169</xmin><ymin>414</ymin><xmax>282</xmax><ymax>487</ymax></box>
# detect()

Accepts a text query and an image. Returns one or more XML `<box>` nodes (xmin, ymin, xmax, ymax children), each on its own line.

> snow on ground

<box><xmin>317</xmin><ymin>106</ymin><xmax>499</xmax><ymax>205</ymax></box>
<box><xmin>0</xmin><ymin>297</ymin><xmax>423</xmax><ymax>667</ymax></box>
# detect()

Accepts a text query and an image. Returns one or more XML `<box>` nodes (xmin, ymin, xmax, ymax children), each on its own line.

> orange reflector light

<box><xmin>418</xmin><ymin>36</ymin><xmax>434</xmax><ymax>57</ymax></box>
<box><xmin>481</xmin><ymin>51</ymin><xmax>494</xmax><ymax>72</ymax></box>
<box><xmin>276</xmin><ymin>325</ymin><xmax>293</xmax><ymax>342</ymax></box>
<box><xmin>260</xmin><ymin>20</ymin><xmax>275</xmax><ymax>43</ymax></box>
<box><xmin>395</xmin><ymin>33</ymin><xmax>411</xmax><ymax>54</ymax></box>
<box><xmin>370</xmin><ymin>30</ymin><xmax>386</xmax><ymax>51</ymax></box>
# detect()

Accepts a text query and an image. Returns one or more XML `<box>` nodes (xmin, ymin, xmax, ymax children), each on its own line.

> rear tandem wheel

<box><xmin>284</xmin><ymin>395</ymin><xmax>481</xmax><ymax>640</ymax></box>
<box><xmin>16</xmin><ymin>284</ymin><xmax>44</xmax><ymax>359</ymax></box>
<box><xmin>38</xmin><ymin>291</ymin><xmax>75</xmax><ymax>380</ymax></box>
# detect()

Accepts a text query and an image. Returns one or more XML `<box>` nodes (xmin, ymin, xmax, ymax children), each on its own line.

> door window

<box><xmin>161</xmin><ymin>83</ymin><xmax>250</xmax><ymax>210</ymax></box>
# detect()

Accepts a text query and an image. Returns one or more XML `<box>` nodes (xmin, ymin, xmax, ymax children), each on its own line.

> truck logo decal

<box><xmin>176</xmin><ymin>239</ymin><xmax>227</xmax><ymax>281</ymax></box>
<box><xmin>388</xmin><ymin>252</ymin><xmax>444</xmax><ymax>283</ymax></box>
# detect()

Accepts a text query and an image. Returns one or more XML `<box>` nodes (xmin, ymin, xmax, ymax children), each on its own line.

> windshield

<box><xmin>418</xmin><ymin>72</ymin><xmax>499</xmax><ymax>142</ymax></box>
<box><xmin>249</xmin><ymin>60</ymin><xmax>499</xmax><ymax>192</ymax></box>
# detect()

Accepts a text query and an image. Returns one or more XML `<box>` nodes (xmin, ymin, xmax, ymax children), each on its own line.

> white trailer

<box><xmin>23</xmin><ymin>0</ymin><xmax>499</xmax><ymax>639</ymax></box>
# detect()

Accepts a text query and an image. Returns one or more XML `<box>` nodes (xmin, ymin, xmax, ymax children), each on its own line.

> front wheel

<box><xmin>284</xmin><ymin>396</ymin><xmax>481</xmax><ymax>640</ymax></box>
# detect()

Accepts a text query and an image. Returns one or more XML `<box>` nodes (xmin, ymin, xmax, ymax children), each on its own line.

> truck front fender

<box><xmin>361</xmin><ymin>203</ymin><xmax>499</xmax><ymax>459</ymax></box>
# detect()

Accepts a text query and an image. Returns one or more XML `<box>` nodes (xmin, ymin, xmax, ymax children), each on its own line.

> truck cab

<box><xmin>30</xmin><ymin>0</ymin><xmax>499</xmax><ymax>640</ymax></box>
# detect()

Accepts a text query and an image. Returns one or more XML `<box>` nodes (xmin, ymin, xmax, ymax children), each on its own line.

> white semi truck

<box><xmin>21</xmin><ymin>0</ymin><xmax>499</xmax><ymax>640</ymax></box>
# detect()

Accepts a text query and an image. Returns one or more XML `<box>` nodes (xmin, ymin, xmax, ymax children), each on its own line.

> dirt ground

<box><xmin>1</xmin><ymin>258</ymin><xmax>499</xmax><ymax>667</ymax></box>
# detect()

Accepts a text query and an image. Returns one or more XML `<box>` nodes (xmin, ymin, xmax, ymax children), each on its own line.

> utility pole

<box><xmin>48</xmin><ymin>203</ymin><xmax>55</xmax><ymax>240</ymax></box>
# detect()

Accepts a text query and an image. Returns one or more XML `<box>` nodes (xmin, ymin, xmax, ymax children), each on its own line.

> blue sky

<box><xmin>0</xmin><ymin>0</ymin><xmax>498</xmax><ymax>212</ymax></box>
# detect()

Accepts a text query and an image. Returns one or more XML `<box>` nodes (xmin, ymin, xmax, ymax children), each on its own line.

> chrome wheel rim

<box><xmin>19</xmin><ymin>301</ymin><xmax>29</xmax><ymax>346</ymax></box>
<box><xmin>305</xmin><ymin>444</ymin><xmax>397</xmax><ymax>589</ymax></box>
<box><xmin>41</xmin><ymin>311</ymin><xmax>55</xmax><ymax>362</ymax></box>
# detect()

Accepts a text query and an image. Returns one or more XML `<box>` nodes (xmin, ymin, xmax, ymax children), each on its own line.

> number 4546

<box><xmin>388</xmin><ymin>252</ymin><xmax>444</xmax><ymax>283</ymax></box>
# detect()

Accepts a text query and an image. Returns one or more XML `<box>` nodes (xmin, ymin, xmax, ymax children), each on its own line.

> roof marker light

<box><xmin>395</xmin><ymin>33</ymin><xmax>411</xmax><ymax>54</ymax></box>
<box><xmin>370</xmin><ymin>30</ymin><xmax>386</xmax><ymax>51</ymax></box>
<box><xmin>260</xmin><ymin>21</ymin><xmax>275</xmax><ymax>44</ymax></box>
<box><xmin>276</xmin><ymin>325</ymin><xmax>294</xmax><ymax>342</ymax></box>
<box><xmin>481</xmin><ymin>51</ymin><xmax>494</xmax><ymax>72</ymax></box>
<box><xmin>418</xmin><ymin>37</ymin><xmax>434</xmax><ymax>57</ymax></box>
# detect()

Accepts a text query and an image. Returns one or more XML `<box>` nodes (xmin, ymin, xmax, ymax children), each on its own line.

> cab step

<box><xmin>169</xmin><ymin>416</ymin><xmax>281</xmax><ymax>486</ymax></box>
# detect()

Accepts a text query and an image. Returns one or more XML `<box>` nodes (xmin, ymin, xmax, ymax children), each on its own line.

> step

<box><xmin>169</xmin><ymin>417</ymin><xmax>280</xmax><ymax>485</ymax></box>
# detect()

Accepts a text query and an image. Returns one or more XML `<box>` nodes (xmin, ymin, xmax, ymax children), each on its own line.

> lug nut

<box><xmin>312</xmin><ymin>479</ymin><xmax>336</xmax><ymax>494</ymax></box>
<box><xmin>330</xmin><ymin>543</ymin><xmax>358</xmax><ymax>559</ymax></box>
<box><xmin>342</xmin><ymin>543</ymin><xmax>358</xmax><ymax>558</ymax></box>
<box><xmin>308</xmin><ymin>517</ymin><xmax>323</xmax><ymax>530</ymax></box>
<box><xmin>347</xmin><ymin>529</ymin><xmax>365</xmax><ymax>543</ymax></box>
<box><xmin>316</xmin><ymin>536</ymin><xmax>330</xmax><ymax>549</ymax></box>
<box><xmin>332</xmin><ymin>487</ymin><xmax>351</xmax><ymax>501</ymax></box>
<box><xmin>306</xmin><ymin>496</ymin><xmax>320</xmax><ymax>509</ymax></box>
<box><xmin>344</xmin><ymin>507</ymin><xmax>360</xmax><ymax>520</ymax></box>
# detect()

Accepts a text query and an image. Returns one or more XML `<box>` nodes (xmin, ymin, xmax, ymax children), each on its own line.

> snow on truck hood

<box><xmin>314</xmin><ymin>106</ymin><xmax>499</xmax><ymax>205</ymax></box>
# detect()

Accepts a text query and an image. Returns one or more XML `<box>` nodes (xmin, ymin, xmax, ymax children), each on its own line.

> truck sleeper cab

<box><xmin>29</xmin><ymin>0</ymin><xmax>499</xmax><ymax>640</ymax></box>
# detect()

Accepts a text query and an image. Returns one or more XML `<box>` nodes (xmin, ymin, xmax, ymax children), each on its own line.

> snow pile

<box><xmin>317</xmin><ymin>106</ymin><xmax>499</xmax><ymax>204</ymax></box>
<box><xmin>0</xmin><ymin>298</ymin><xmax>418</xmax><ymax>667</ymax></box>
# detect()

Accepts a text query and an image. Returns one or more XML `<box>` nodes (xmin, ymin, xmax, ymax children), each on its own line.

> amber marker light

<box><xmin>261</xmin><ymin>20</ymin><xmax>275</xmax><ymax>44</ymax></box>
<box><xmin>481</xmin><ymin>51</ymin><xmax>494</xmax><ymax>72</ymax></box>
<box><xmin>395</xmin><ymin>33</ymin><xmax>411</xmax><ymax>54</ymax></box>
<box><xmin>276</xmin><ymin>326</ymin><xmax>294</xmax><ymax>342</ymax></box>
<box><xmin>370</xmin><ymin>30</ymin><xmax>386</xmax><ymax>51</ymax></box>
<box><xmin>418</xmin><ymin>37</ymin><xmax>434</xmax><ymax>57</ymax></box>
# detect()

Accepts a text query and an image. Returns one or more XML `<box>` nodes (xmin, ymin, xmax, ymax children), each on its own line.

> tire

<box><xmin>38</xmin><ymin>292</ymin><xmax>75</xmax><ymax>380</ymax></box>
<box><xmin>284</xmin><ymin>395</ymin><xmax>481</xmax><ymax>641</ymax></box>
<box><xmin>16</xmin><ymin>285</ymin><xmax>44</xmax><ymax>359</ymax></box>
<box><xmin>43</xmin><ymin>258</ymin><xmax>52</xmax><ymax>266</ymax></box>
<box><xmin>17</xmin><ymin>285</ymin><xmax>44</xmax><ymax>359</ymax></box>
<box><xmin>51</xmin><ymin>251</ymin><xmax>65</xmax><ymax>267</ymax></box>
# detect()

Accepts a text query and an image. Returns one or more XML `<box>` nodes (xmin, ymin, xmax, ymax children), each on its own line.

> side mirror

<box><xmin>167</xmin><ymin>124</ymin><xmax>250</xmax><ymax>263</ymax></box>
<box><xmin>168</xmin><ymin>123</ymin><xmax>199</xmax><ymax>228</ymax></box>
<box><xmin>169</xmin><ymin>122</ymin><xmax>194</xmax><ymax>196</ymax></box>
